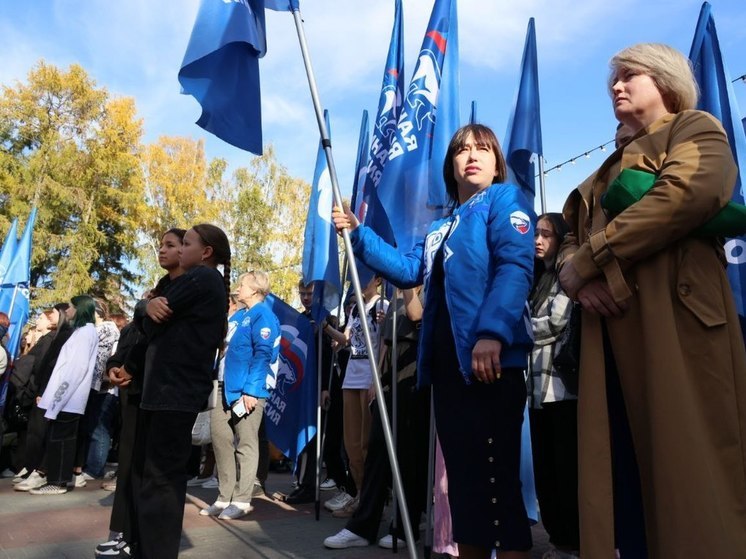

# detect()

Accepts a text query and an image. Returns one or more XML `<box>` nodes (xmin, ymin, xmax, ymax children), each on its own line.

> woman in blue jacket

<box><xmin>332</xmin><ymin>124</ymin><xmax>535</xmax><ymax>559</ymax></box>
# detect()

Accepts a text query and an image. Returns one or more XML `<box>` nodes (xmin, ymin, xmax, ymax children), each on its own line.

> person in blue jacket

<box><xmin>332</xmin><ymin>124</ymin><xmax>535</xmax><ymax>559</ymax></box>
<box><xmin>200</xmin><ymin>270</ymin><xmax>280</xmax><ymax>521</ymax></box>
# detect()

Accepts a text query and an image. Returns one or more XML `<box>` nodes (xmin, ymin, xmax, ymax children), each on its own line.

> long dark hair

<box><xmin>53</xmin><ymin>302</ymin><xmax>71</xmax><ymax>336</ymax></box>
<box><xmin>531</xmin><ymin>212</ymin><xmax>570</xmax><ymax>303</ymax></box>
<box><xmin>442</xmin><ymin>124</ymin><xmax>507</xmax><ymax>209</ymax></box>
<box><xmin>191</xmin><ymin>223</ymin><xmax>231</xmax><ymax>312</ymax></box>
<box><xmin>70</xmin><ymin>295</ymin><xmax>96</xmax><ymax>329</ymax></box>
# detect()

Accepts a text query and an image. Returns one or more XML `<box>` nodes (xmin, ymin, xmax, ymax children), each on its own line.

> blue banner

<box><xmin>0</xmin><ymin>207</ymin><xmax>36</xmax><ymax>362</ymax></box>
<box><xmin>375</xmin><ymin>0</ymin><xmax>460</xmax><ymax>253</ymax></box>
<box><xmin>264</xmin><ymin>0</ymin><xmax>298</xmax><ymax>10</ymax></box>
<box><xmin>301</xmin><ymin>110</ymin><xmax>341</xmax><ymax>322</ymax></box>
<box><xmin>0</xmin><ymin>219</ymin><xmax>18</xmax><ymax>285</ymax></box>
<box><xmin>350</xmin><ymin>110</ymin><xmax>370</xmax><ymax>220</ymax></box>
<box><xmin>264</xmin><ymin>294</ymin><xmax>317</xmax><ymax>462</ymax></box>
<box><xmin>179</xmin><ymin>0</ymin><xmax>267</xmax><ymax>154</ymax></box>
<box><xmin>689</xmin><ymin>1</ymin><xmax>746</xmax><ymax>326</ymax></box>
<box><xmin>504</xmin><ymin>18</ymin><xmax>542</xmax><ymax>200</ymax></box>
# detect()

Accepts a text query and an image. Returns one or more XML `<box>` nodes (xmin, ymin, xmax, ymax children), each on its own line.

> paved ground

<box><xmin>0</xmin><ymin>471</ymin><xmax>551</xmax><ymax>559</ymax></box>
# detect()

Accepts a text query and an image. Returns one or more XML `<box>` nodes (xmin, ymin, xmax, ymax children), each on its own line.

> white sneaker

<box><xmin>324</xmin><ymin>529</ymin><xmax>369</xmax><ymax>549</ymax></box>
<box><xmin>15</xmin><ymin>470</ymin><xmax>46</xmax><ymax>491</ymax></box>
<box><xmin>12</xmin><ymin>467</ymin><xmax>29</xmax><ymax>484</ymax></box>
<box><xmin>323</xmin><ymin>490</ymin><xmax>353</xmax><ymax>512</ymax></box>
<box><xmin>199</xmin><ymin>500</ymin><xmax>230</xmax><ymax>516</ymax></box>
<box><xmin>378</xmin><ymin>534</ymin><xmax>406</xmax><ymax>549</ymax></box>
<box><xmin>320</xmin><ymin>477</ymin><xmax>336</xmax><ymax>491</ymax></box>
<box><xmin>81</xmin><ymin>472</ymin><xmax>97</xmax><ymax>481</ymax></box>
<box><xmin>218</xmin><ymin>503</ymin><xmax>252</xmax><ymax>520</ymax></box>
<box><xmin>73</xmin><ymin>473</ymin><xmax>87</xmax><ymax>487</ymax></box>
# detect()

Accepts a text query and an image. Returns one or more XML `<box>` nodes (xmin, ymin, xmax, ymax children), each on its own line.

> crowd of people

<box><xmin>1</xmin><ymin>41</ymin><xmax>745</xmax><ymax>559</ymax></box>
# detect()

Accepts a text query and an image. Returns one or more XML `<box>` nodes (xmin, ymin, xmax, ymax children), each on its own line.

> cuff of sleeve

<box><xmin>571</xmin><ymin>243</ymin><xmax>602</xmax><ymax>281</ymax></box>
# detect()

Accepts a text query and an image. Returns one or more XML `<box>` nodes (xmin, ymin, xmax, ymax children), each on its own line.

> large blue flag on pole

<box><xmin>504</xmin><ymin>18</ymin><xmax>542</xmax><ymax>200</ymax></box>
<box><xmin>358</xmin><ymin>0</ymin><xmax>405</xmax><ymax>241</ymax></box>
<box><xmin>0</xmin><ymin>219</ymin><xmax>19</xmax><ymax>285</ymax></box>
<box><xmin>302</xmin><ymin>110</ymin><xmax>341</xmax><ymax>322</ymax></box>
<box><xmin>350</xmin><ymin>110</ymin><xmax>370</xmax><ymax>219</ymax></box>
<box><xmin>689</xmin><ymin>1</ymin><xmax>746</xmax><ymax>329</ymax></box>
<box><xmin>0</xmin><ymin>207</ymin><xmax>37</xmax><ymax>362</ymax></box>
<box><xmin>178</xmin><ymin>0</ymin><xmax>297</xmax><ymax>155</ymax></box>
<box><xmin>375</xmin><ymin>0</ymin><xmax>460</xmax><ymax>253</ymax></box>
<box><xmin>264</xmin><ymin>294</ymin><xmax>317</xmax><ymax>462</ymax></box>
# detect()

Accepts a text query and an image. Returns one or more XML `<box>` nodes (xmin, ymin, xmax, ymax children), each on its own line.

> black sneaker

<box><xmin>95</xmin><ymin>533</ymin><xmax>123</xmax><ymax>555</ymax></box>
<box><xmin>284</xmin><ymin>486</ymin><xmax>315</xmax><ymax>504</ymax></box>
<box><xmin>96</xmin><ymin>540</ymin><xmax>132</xmax><ymax>558</ymax></box>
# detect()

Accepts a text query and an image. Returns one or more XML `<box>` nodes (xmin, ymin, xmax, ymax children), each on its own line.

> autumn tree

<box><xmin>0</xmin><ymin>62</ymin><xmax>144</xmax><ymax>310</ymax></box>
<box><xmin>136</xmin><ymin>136</ymin><xmax>229</xmax><ymax>289</ymax></box>
<box><xmin>224</xmin><ymin>146</ymin><xmax>312</xmax><ymax>303</ymax></box>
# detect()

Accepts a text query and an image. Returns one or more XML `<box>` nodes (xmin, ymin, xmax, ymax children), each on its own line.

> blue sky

<box><xmin>1</xmin><ymin>0</ymin><xmax>744</xmax><ymax>215</ymax></box>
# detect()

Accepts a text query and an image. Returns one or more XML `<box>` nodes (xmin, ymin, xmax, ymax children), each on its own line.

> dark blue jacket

<box><xmin>351</xmin><ymin>183</ymin><xmax>535</xmax><ymax>385</ymax></box>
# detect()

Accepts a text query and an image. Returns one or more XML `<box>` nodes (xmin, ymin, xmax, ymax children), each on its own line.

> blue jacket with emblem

<box><xmin>223</xmin><ymin>301</ymin><xmax>281</xmax><ymax>405</ymax></box>
<box><xmin>350</xmin><ymin>183</ymin><xmax>535</xmax><ymax>386</ymax></box>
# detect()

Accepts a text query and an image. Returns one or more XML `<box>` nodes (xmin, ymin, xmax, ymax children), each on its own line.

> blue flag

<box><xmin>179</xmin><ymin>0</ymin><xmax>269</xmax><ymax>154</ymax></box>
<box><xmin>504</xmin><ymin>18</ymin><xmax>542</xmax><ymax>200</ymax></box>
<box><xmin>0</xmin><ymin>219</ymin><xmax>18</xmax><ymax>285</ymax></box>
<box><xmin>469</xmin><ymin>100</ymin><xmax>477</xmax><ymax>124</ymax></box>
<box><xmin>264</xmin><ymin>294</ymin><xmax>317</xmax><ymax>462</ymax></box>
<box><xmin>689</xmin><ymin>1</ymin><xmax>746</xmax><ymax>326</ymax></box>
<box><xmin>264</xmin><ymin>0</ymin><xmax>298</xmax><ymax>10</ymax></box>
<box><xmin>0</xmin><ymin>207</ymin><xmax>37</xmax><ymax>362</ymax></box>
<box><xmin>358</xmin><ymin>0</ymin><xmax>404</xmax><ymax>241</ymax></box>
<box><xmin>350</xmin><ymin>110</ymin><xmax>370</xmax><ymax>219</ymax></box>
<box><xmin>375</xmin><ymin>0</ymin><xmax>460</xmax><ymax>253</ymax></box>
<box><xmin>302</xmin><ymin>110</ymin><xmax>341</xmax><ymax>322</ymax></box>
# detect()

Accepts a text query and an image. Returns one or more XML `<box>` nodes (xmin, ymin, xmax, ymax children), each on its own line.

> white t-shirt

<box><xmin>342</xmin><ymin>295</ymin><xmax>389</xmax><ymax>390</ymax></box>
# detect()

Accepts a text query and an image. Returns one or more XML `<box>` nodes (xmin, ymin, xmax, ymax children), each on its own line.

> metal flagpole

<box><xmin>289</xmin><ymin>8</ymin><xmax>416</xmax><ymax>559</ymax></box>
<box><xmin>315</xmin><ymin>322</ymin><xmax>322</xmax><ymax>520</ymax></box>
<box><xmin>390</xmin><ymin>287</ymin><xmax>399</xmax><ymax>553</ymax></box>
<box><xmin>423</xmin><ymin>392</ymin><xmax>436</xmax><ymax>559</ymax></box>
<box><xmin>538</xmin><ymin>155</ymin><xmax>547</xmax><ymax>215</ymax></box>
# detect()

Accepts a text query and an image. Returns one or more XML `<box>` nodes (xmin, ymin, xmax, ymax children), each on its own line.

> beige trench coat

<box><xmin>561</xmin><ymin>110</ymin><xmax>746</xmax><ymax>558</ymax></box>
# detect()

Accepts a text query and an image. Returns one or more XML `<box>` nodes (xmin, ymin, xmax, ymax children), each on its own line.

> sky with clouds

<box><xmin>1</xmin><ymin>0</ymin><xmax>745</xmax><ymax>215</ymax></box>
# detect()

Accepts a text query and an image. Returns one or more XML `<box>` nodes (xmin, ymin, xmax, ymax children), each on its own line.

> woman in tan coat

<box><xmin>559</xmin><ymin>43</ymin><xmax>746</xmax><ymax>558</ymax></box>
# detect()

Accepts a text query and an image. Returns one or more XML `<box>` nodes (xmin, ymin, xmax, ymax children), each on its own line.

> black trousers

<box><xmin>23</xmin><ymin>405</ymin><xmax>48</xmax><ymax>473</ymax></box>
<box><xmin>46</xmin><ymin>411</ymin><xmax>81</xmax><ymax>485</ymax></box>
<box><xmin>529</xmin><ymin>400</ymin><xmax>580</xmax><ymax>550</ymax></box>
<box><xmin>346</xmin><ymin>379</ymin><xmax>430</xmax><ymax>543</ymax></box>
<box><xmin>128</xmin><ymin>408</ymin><xmax>196</xmax><ymax>559</ymax></box>
<box><xmin>110</xmin><ymin>388</ymin><xmax>140</xmax><ymax>534</ymax></box>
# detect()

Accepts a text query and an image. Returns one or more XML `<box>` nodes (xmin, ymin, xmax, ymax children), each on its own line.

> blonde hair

<box><xmin>608</xmin><ymin>43</ymin><xmax>699</xmax><ymax>113</ymax></box>
<box><xmin>239</xmin><ymin>270</ymin><xmax>271</xmax><ymax>298</ymax></box>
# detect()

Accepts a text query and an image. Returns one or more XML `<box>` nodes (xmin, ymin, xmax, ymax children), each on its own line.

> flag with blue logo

<box><xmin>264</xmin><ymin>294</ymin><xmax>317</xmax><ymax>462</ymax></box>
<box><xmin>179</xmin><ymin>0</ymin><xmax>273</xmax><ymax>155</ymax></box>
<box><xmin>689</xmin><ymin>1</ymin><xmax>746</xmax><ymax>331</ymax></box>
<box><xmin>302</xmin><ymin>110</ymin><xmax>341</xmax><ymax>323</ymax></box>
<box><xmin>375</xmin><ymin>0</ymin><xmax>460</xmax><ymax>253</ymax></box>
<box><xmin>0</xmin><ymin>208</ymin><xmax>36</xmax><ymax>362</ymax></box>
<box><xmin>357</xmin><ymin>0</ymin><xmax>404</xmax><ymax>244</ymax></box>
<box><xmin>0</xmin><ymin>219</ymin><xmax>19</xmax><ymax>285</ymax></box>
<box><xmin>504</xmin><ymin>18</ymin><xmax>542</xmax><ymax>200</ymax></box>
<box><xmin>350</xmin><ymin>110</ymin><xmax>370</xmax><ymax>220</ymax></box>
